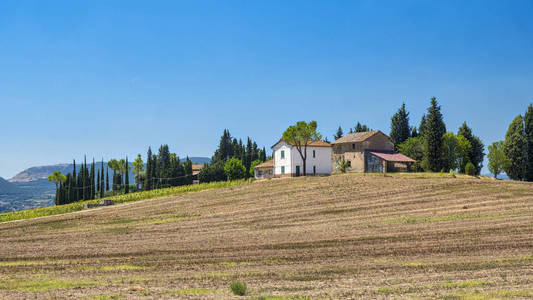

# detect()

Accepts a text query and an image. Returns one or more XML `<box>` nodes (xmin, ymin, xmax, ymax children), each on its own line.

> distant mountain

<box><xmin>0</xmin><ymin>177</ymin><xmax>23</xmax><ymax>194</ymax></box>
<box><xmin>183</xmin><ymin>157</ymin><xmax>211</xmax><ymax>165</ymax></box>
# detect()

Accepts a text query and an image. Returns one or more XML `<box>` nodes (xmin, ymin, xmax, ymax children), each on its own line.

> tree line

<box><xmin>198</xmin><ymin>130</ymin><xmax>268</xmax><ymax>183</ymax></box>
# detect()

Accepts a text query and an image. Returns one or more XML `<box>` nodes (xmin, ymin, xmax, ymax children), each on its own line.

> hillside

<box><xmin>0</xmin><ymin>177</ymin><xmax>21</xmax><ymax>194</ymax></box>
<box><xmin>0</xmin><ymin>174</ymin><xmax>531</xmax><ymax>299</ymax></box>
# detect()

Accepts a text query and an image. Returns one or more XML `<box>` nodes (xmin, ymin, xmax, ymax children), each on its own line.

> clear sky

<box><xmin>1</xmin><ymin>0</ymin><xmax>532</xmax><ymax>178</ymax></box>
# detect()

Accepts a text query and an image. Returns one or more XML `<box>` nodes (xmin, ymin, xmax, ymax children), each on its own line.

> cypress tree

<box><xmin>106</xmin><ymin>165</ymin><xmax>110</xmax><ymax>191</ymax></box>
<box><xmin>390</xmin><ymin>102</ymin><xmax>411</xmax><ymax>149</ymax></box>
<box><xmin>423</xmin><ymin>97</ymin><xmax>446</xmax><ymax>172</ymax></box>
<box><xmin>145</xmin><ymin>147</ymin><xmax>152</xmax><ymax>191</ymax></box>
<box><xmin>503</xmin><ymin>115</ymin><xmax>527</xmax><ymax>180</ymax></box>
<box><xmin>72</xmin><ymin>159</ymin><xmax>77</xmax><ymax>202</ymax></box>
<box><xmin>152</xmin><ymin>154</ymin><xmax>158</xmax><ymax>189</ymax></box>
<box><xmin>524</xmin><ymin>104</ymin><xmax>533</xmax><ymax>181</ymax></box>
<box><xmin>90</xmin><ymin>159</ymin><xmax>95</xmax><ymax>199</ymax></box>
<box><xmin>100</xmin><ymin>160</ymin><xmax>105</xmax><ymax>197</ymax></box>
<box><xmin>334</xmin><ymin>126</ymin><xmax>344</xmax><ymax>140</ymax></box>
<box><xmin>125</xmin><ymin>157</ymin><xmax>130</xmax><ymax>193</ymax></box>
<box><xmin>261</xmin><ymin>146</ymin><xmax>267</xmax><ymax>162</ymax></box>
<box><xmin>96</xmin><ymin>170</ymin><xmax>100</xmax><ymax>197</ymax></box>
<box><xmin>458</xmin><ymin>122</ymin><xmax>485</xmax><ymax>174</ymax></box>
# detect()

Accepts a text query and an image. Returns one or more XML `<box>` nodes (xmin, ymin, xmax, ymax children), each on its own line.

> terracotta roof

<box><xmin>192</xmin><ymin>164</ymin><xmax>204</xmax><ymax>171</ymax></box>
<box><xmin>271</xmin><ymin>139</ymin><xmax>331</xmax><ymax>149</ymax></box>
<box><xmin>331</xmin><ymin>130</ymin><xmax>386</xmax><ymax>144</ymax></box>
<box><xmin>369</xmin><ymin>151</ymin><xmax>416</xmax><ymax>162</ymax></box>
<box><xmin>253</xmin><ymin>160</ymin><xmax>274</xmax><ymax>169</ymax></box>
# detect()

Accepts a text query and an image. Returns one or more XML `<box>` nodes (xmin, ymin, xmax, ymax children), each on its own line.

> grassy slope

<box><xmin>0</xmin><ymin>173</ymin><xmax>531</xmax><ymax>299</ymax></box>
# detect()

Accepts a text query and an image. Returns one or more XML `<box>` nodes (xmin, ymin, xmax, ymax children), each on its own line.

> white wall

<box><xmin>273</xmin><ymin>142</ymin><xmax>293</xmax><ymax>175</ymax></box>
<box><xmin>291</xmin><ymin>146</ymin><xmax>332</xmax><ymax>175</ymax></box>
<box><xmin>273</xmin><ymin>142</ymin><xmax>332</xmax><ymax>175</ymax></box>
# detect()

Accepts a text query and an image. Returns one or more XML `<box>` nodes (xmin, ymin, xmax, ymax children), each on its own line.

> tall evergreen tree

<box><xmin>100</xmin><ymin>160</ymin><xmax>105</xmax><ymax>197</ymax></box>
<box><xmin>96</xmin><ymin>170</ymin><xmax>100</xmax><ymax>197</ymax></box>
<box><xmin>72</xmin><ymin>159</ymin><xmax>77</xmax><ymax>202</ymax></box>
<box><xmin>334</xmin><ymin>126</ymin><xmax>344</xmax><ymax>140</ymax></box>
<box><xmin>145</xmin><ymin>147</ymin><xmax>153</xmax><ymax>191</ymax></box>
<box><xmin>355</xmin><ymin>122</ymin><xmax>370</xmax><ymax>132</ymax></box>
<box><xmin>524</xmin><ymin>104</ymin><xmax>533</xmax><ymax>181</ymax></box>
<box><xmin>390</xmin><ymin>102</ymin><xmax>411</xmax><ymax>149</ymax></box>
<box><xmin>423</xmin><ymin>97</ymin><xmax>446</xmax><ymax>172</ymax></box>
<box><xmin>90</xmin><ymin>159</ymin><xmax>95</xmax><ymax>199</ymax></box>
<box><xmin>419</xmin><ymin>114</ymin><xmax>427</xmax><ymax>137</ymax></box>
<box><xmin>457</xmin><ymin>122</ymin><xmax>485</xmax><ymax>174</ymax></box>
<box><xmin>106</xmin><ymin>165</ymin><xmax>110</xmax><ymax>191</ymax></box>
<box><xmin>503</xmin><ymin>115</ymin><xmax>527</xmax><ymax>180</ymax></box>
<box><xmin>260</xmin><ymin>146</ymin><xmax>267</xmax><ymax>161</ymax></box>
<box><xmin>125</xmin><ymin>157</ymin><xmax>129</xmax><ymax>194</ymax></box>
<box><xmin>411</xmin><ymin>127</ymin><xmax>418</xmax><ymax>138</ymax></box>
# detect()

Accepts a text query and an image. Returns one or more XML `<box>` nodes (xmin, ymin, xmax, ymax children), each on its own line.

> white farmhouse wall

<box><xmin>273</xmin><ymin>142</ymin><xmax>332</xmax><ymax>176</ymax></box>
<box><xmin>290</xmin><ymin>147</ymin><xmax>332</xmax><ymax>175</ymax></box>
<box><xmin>273</xmin><ymin>142</ymin><xmax>293</xmax><ymax>175</ymax></box>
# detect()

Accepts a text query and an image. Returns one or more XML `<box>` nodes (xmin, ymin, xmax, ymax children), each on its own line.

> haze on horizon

<box><xmin>1</xmin><ymin>0</ymin><xmax>532</xmax><ymax>179</ymax></box>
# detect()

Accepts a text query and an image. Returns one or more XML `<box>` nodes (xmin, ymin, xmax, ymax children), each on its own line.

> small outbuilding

<box><xmin>253</xmin><ymin>160</ymin><xmax>274</xmax><ymax>179</ymax></box>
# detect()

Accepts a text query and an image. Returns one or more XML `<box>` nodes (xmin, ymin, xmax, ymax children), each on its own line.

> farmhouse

<box><xmin>331</xmin><ymin>130</ymin><xmax>415</xmax><ymax>173</ymax></box>
<box><xmin>270</xmin><ymin>139</ymin><xmax>332</xmax><ymax>177</ymax></box>
<box><xmin>192</xmin><ymin>164</ymin><xmax>203</xmax><ymax>184</ymax></box>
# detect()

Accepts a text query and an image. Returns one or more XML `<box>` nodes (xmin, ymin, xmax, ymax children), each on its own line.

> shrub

<box><xmin>224</xmin><ymin>158</ymin><xmax>246</xmax><ymax>181</ymax></box>
<box><xmin>230</xmin><ymin>280</ymin><xmax>247</xmax><ymax>296</ymax></box>
<box><xmin>465</xmin><ymin>162</ymin><xmax>476</xmax><ymax>176</ymax></box>
<box><xmin>336</xmin><ymin>158</ymin><xmax>350</xmax><ymax>173</ymax></box>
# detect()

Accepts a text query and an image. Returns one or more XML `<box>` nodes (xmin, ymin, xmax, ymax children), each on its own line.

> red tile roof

<box><xmin>253</xmin><ymin>160</ymin><xmax>274</xmax><ymax>169</ymax></box>
<box><xmin>369</xmin><ymin>151</ymin><xmax>416</xmax><ymax>162</ymax></box>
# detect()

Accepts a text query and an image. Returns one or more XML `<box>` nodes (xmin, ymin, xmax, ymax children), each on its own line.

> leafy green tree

<box><xmin>503</xmin><ymin>115</ymin><xmax>527</xmax><ymax>180</ymax></box>
<box><xmin>423</xmin><ymin>97</ymin><xmax>446</xmax><ymax>172</ymax></box>
<box><xmin>334</xmin><ymin>126</ymin><xmax>344</xmax><ymax>140</ymax></box>
<box><xmin>442</xmin><ymin>132</ymin><xmax>459</xmax><ymax>171</ymax></box>
<box><xmin>488</xmin><ymin>141</ymin><xmax>510</xmax><ymax>179</ymax></box>
<box><xmin>282</xmin><ymin>121</ymin><xmax>322</xmax><ymax>176</ymax></box>
<box><xmin>524</xmin><ymin>104</ymin><xmax>533</xmax><ymax>181</ymax></box>
<box><xmin>390</xmin><ymin>102</ymin><xmax>411</xmax><ymax>149</ymax></box>
<box><xmin>48</xmin><ymin>171</ymin><xmax>66</xmax><ymax>203</ymax></box>
<box><xmin>198</xmin><ymin>161</ymin><xmax>226</xmax><ymax>183</ymax></box>
<box><xmin>398</xmin><ymin>137</ymin><xmax>424</xmax><ymax>171</ymax></box>
<box><xmin>458</xmin><ymin>122</ymin><xmax>485</xmax><ymax>174</ymax></box>
<box><xmin>456</xmin><ymin>135</ymin><xmax>472</xmax><ymax>173</ymax></box>
<box><xmin>465</xmin><ymin>162</ymin><xmax>476</xmax><ymax>176</ymax></box>
<box><xmin>132</xmin><ymin>154</ymin><xmax>144</xmax><ymax>189</ymax></box>
<box><xmin>250</xmin><ymin>159</ymin><xmax>263</xmax><ymax>178</ymax></box>
<box><xmin>224</xmin><ymin>158</ymin><xmax>246</xmax><ymax>180</ymax></box>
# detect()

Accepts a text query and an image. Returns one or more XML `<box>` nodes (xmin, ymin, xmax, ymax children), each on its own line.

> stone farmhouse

<box><xmin>331</xmin><ymin>130</ymin><xmax>415</xmax><ymax>173</ymax></box>
<box><xmin>253</xmin><ymin>130</ymin><xmax>415</xmax><ymax>179</ymax></box>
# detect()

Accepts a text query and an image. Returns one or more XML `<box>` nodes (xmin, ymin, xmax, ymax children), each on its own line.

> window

<box><xmin>313</xmin><ymin>150</ymin><xmax>316</xmax><ymax>158</ymax></box>
<box><xmin>313</xmin><ymin>166</ymin><xmax>316</xmax><ymax>174</ymax></box>
<box><xmin>347</xmin><ymin>160</ymin><xmax>351</xmax><ymax>167</ymax></box>
<box><xmin>281</xmin><ymin>150</ymin><xmax>285</xmax><ymax>159</ymax></box>
<box><xmin>281</xmin><ymin>166</ymin><xmax>285</xmax><ymax>174</ymax></box>
<box><xmin>352</xmin><ymin>143</ymin><xmax>355</xmax><ymax>150</ymax></box>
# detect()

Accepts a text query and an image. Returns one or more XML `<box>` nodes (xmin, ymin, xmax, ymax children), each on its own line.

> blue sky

<box><xmin>1</xmin><ymin>0</ymin><xmax>532</xmax><ymax>178</ymax></box>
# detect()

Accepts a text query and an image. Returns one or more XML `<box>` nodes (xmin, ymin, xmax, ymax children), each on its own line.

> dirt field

<box><xmin>0</xmin><ymin>173</ymin><xmax>532</xmax><ymax>299</ymax></box>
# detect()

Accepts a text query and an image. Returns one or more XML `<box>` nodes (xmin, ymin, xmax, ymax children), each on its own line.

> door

<box><xmin>295</xmin><ymin>165</ymin><xmax>300</xmax><ymax>177</ymax></box>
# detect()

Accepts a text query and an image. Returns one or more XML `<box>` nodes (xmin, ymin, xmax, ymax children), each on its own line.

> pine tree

<box><xmin>125</xmin><ymin>156</ymin><xmax>129</xmax><ymax>194</ymax></box>
<box><xmin>458</xmin><ymin>122</ymin><xmax>485</xmax><ymax>174</ymax></box>
<box><xmin>419</xmin><ymin>114</ymin><xmax>427</xmax><ymax>137</ymax></box>
<box><xmin>334</xmin><ymin>126</ymin><xmax>344</xmax><ymax>140</ymax></box>
<box><xmin>524</xmin><ymin>104</ymin><xmax>533</xmax><ymax>181</ymax></box>
<box><xmin>411</xmin><ymin>127</ymin><xmax>418</xmax><ymax>138</ymax></box>
<box><xmin>423</xmin><ymin>97</ymin><xmax>446</xmax><ymax>172</ymax></box>
<box><xmin>503</xmin><ymin>115</ymin><xmax>527</xmax><ymax>180</ymax></box>
<box><xmin>261</xmin><ymin>146</ymin><xmax>267</xmax><ymax>161</ymax></box>
<box><xmin>390</xmin><ymin>102</ymin><xmax>411</xmax><ymax>149</ymax></box>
